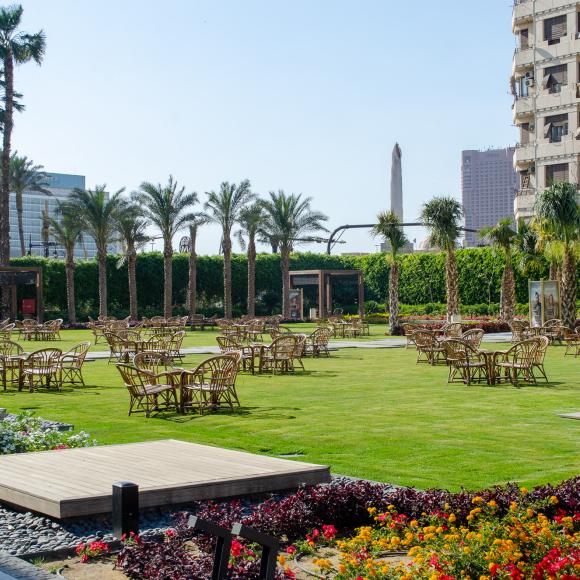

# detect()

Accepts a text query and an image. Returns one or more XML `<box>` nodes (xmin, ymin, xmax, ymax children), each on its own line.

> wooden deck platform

<box><xmin>0</xmin><ymin>440</ymin><xmax>330</xmax><ymax>519</ymax></box>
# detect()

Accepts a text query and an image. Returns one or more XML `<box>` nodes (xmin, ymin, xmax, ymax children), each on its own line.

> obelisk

<box><xmin>390</xmin><ymin>143</ymin><xmax>403</xmax><ymax>220</ymax></box>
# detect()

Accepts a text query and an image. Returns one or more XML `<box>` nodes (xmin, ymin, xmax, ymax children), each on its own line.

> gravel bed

<box><xmin>0</xmin><ymin>411</ymin><xmax>73</xmax><ymax>432</ymax></box>
<box><xmin>0</xmin><ymin>476</ymin><xmax>397</xmax><ymax>557</ymax></box>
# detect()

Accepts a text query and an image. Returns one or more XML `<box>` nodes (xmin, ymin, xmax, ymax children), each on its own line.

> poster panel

<box><xmin>542</xmin><ymin>280</ymin><xmax>560</xmax><ymax>321</ymax></box>
<box><xmin>529</xmin><ymin>281</ymin><xmax>542</xmax><ymax>327</ymax></box>
<box><xmin>289</xmin><ymin>288</ymin><xmax>303</xmax><ymax>320</ymax></box>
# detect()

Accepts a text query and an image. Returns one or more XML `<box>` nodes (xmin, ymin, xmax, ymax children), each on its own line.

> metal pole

<box><xmin>112</xmin><ymin>482</ymin><xmax>139</xmax><ymax>539</ymax></box>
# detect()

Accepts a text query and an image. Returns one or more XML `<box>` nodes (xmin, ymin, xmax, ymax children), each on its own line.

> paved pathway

<box><xmin>84</xmin><ymin>332</ymin><xmax>513</xmax><ymax>360</ymax></box>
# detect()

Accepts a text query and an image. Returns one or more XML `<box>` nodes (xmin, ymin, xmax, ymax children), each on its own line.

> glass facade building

<box><xmin>9</xmin><ymin>172</ymin><xmax>100</xmax><ymax>259</ymax></box>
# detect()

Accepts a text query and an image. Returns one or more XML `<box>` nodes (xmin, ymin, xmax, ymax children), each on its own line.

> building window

<box><xmin>544</xmin><ymin>15</ymin><xmax>567</xmax><ymax>44</ymax></box>
<box><xmin>520</xmin><ymin>28</ymin><xmax>529</xmax><ymax>49</ymax></box>
<box><xmin>544</xmin><ymin>64</ymin><xmax>567</xmax><ymax>93</ymax></box>
<box><xmin>519</xmin><ymin>76</ymin><xmax>530</xmax><ymax>97</ymax></box>
<box><xmin>545</xmin><ymin>163</ymin><xmax>569</xmax><ymax>186</ymax></box>
<box><xmin>521</xmin><ymin>123</ymin><xmax>530</xmax><ymax>145</ymax></box>
<box><xmin>544</xmin><ymin>113</ymin><xmax>568</xmax><ymax>142</ymax></box>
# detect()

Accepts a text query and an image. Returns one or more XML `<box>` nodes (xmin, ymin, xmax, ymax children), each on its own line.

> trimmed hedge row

<box><xmin>10</xmin><ymin>248</ymin><xmax>552</xmax><ymax>319</ymax></box>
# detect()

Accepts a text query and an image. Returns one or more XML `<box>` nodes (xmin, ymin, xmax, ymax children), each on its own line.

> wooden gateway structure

<box><xmin>0</xmin><ymin>266</ymin><xmax>43</xmax><ymax>321</ymax></box>
<box><xmin>289</xmin><ymin>269</ymin><xmax>364</xmax><ymax>319</ymax></box>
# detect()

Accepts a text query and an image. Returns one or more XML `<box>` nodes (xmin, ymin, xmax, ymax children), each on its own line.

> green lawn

<box><xmin>2</xmin><ymin>330</ymin><xmax>578</xmax><ymax>491</ymax></box>
<box><xmin>10</xmin><ymin>324</ymin><xmax>391</xmax><ymax>353</ymax></box>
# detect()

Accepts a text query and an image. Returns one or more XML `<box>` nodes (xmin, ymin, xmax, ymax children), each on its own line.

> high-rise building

<box><xmin>8</xmin><ymin>172</ymin><xmax>98</xmax><ymax>259</ymax></box>
<box><xmin>461</xmin><ymin>148</ymin><xmax>518</xmax><ymax>247</ymax></box>
<box><xmin>512</xmin><ymin>0</ymin><xmax>580</xmax><ymax>221</ymax></box>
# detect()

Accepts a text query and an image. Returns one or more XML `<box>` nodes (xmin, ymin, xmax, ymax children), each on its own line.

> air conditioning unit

<box><xmin>529</xmin><ymin>124</ymin><xmax>535</xmax><ymax>131</ymax></box>
<box><xmin>525</xmin><ymin>78</ymin><xmax>535</xmax><ymax>88</ymax></box>
<box><xmin>525</xmin><ymin>71</ymin><xmax>534</xmax><ymax>79</ymax></box>
<box><xmin>530</xmin><ymin>165</ymin><xmax>536</xmax><ymax>174</ymax></box>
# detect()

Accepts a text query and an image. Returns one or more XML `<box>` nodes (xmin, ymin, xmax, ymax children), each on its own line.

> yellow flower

<box><xmin>367</xmin><ymin>506</ymin><xmax>377</xmax><ymax>515</ymax></box>
<box><xmin>314</xmin><ymin>558</ymin><xmax>333</xmax><ymax>570</ymax></box>
<box><xmin>550</xmin><ymin>495</ymin><xmax>559</xmax><ymax>505</ymax></box>
<box><xmin>472</xmin><ymin>496</ymin><xmax>484</xmax><ymax>505</ymax></box>
<box><xmin>338</xmin><ymin>564</ymin><xmax>346</xmax><ymax>574</ymax></box>
<box><xmin>448</xmin><ymin>514</ymin><xmax>456</xmax><ymax>523</ymax></box>
<box><xmin>488</xmin><ymin>500</ymin><xmax>497</xmax><ymax>508</ymax></box>
<box><xmin>520</xmin><ymin>487</ymin><xmax>528</xmax><ymax>494</ymax></box>
<box><xmin>463</xmin><ymin>546</ymin><xmax>471</xmax><ymax>554</ymax></box>
<box><xmin>410</xmin><ymin>519</ymin><xmax>419</xmax><ymax>528</ymax></box>
<box><xmin>278</xmin><ymin>555</ymin><xmax>286</xmax><ymax>565</ymax></box>
<box><xmin>391</xmin><ymin>536</ymin><xmax>401</xmax><ymax>546</ymax></box>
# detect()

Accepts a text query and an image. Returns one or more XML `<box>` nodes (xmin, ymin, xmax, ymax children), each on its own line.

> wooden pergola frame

<box><xmin>0</xmin><ymin>266</ymin><xmax>44</xmax><ymax>322</ymax></box>
<box><xmin>289</xmin><ymin>269</ymin><xmax>364</xmax><ymax>319</ymax></box>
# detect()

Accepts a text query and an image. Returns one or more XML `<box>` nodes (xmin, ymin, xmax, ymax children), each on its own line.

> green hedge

<box><xmin>10</xmin><ymin>248</ymin><xmax>554</xmax><ymax>319</ymax></box>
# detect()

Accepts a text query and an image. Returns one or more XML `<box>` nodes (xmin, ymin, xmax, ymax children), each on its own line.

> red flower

<box><xmin>322</xmin><ymin>524</ymin><xmax>337</xmax><ymax>540</ymax></box>
<box><xmin>164</xmin><ymin>529</ymin><xmax>176</xmax><ymax>537</ymax></box>
<box><xmin>231</xmin><ymin>539</ymin><xmax>243</xmax><ymax>558</ymax></box>
<box><xmin>75</xmin><ymin>542</ymin><xmax>85</xmax><ymax>555</ymax></box>
<box><xmin>286</xmin><ymin>545</ymin><xmax>297</xmax><ymax>555</ymax></box>
<box><xmin>80</xmin><ymin>554</ymin><xmax>88</xmax><ymax>564</ymax></box>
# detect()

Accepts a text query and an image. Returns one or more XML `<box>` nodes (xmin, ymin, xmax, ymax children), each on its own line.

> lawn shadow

<box><xmin>160</xmin><ymin>405</ymin><xmax>301</xmax><ymax>423</ymax></box>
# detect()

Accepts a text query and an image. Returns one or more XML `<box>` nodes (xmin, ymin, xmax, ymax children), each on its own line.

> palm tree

<box><xmin>480</xmin><ymin>218</ymin><xmax>517</xmax><ymax>322</ymax></box>
<box><xmin>372</xmin><ymin>211</ymin><xmax>409</xmax><ymax>333</ymax></box>
<box><xmin>115</xmin><ymin>202</ymin><xmax>150</xmax><ymax>321</ymax></box>
<box><xmin>48</xmin><ymin>203</ymin><xmax>82</xmax><ymax>324</ymax></box>
<box><xmin>514</xmin><ymin>218</ymin><xmax>544</xmax><ymax>275</ymax></box>
<box><xmin>534</xmin><ymin>182</ymin><xmax>580</xmax><ymax>328</ymax></box>
<box><xmin>183</xmin><ymin>214</ymin><xmax>208</xmax><ymax>321</ymax></box>
<box><xmin>134</xmin><ymin>176</ymin><xmax>197</xmax><ymax>318</ymax></box>
<box><xmin>237</xmin><ymin>201</ymin><xmax>266</xmax><ymax>317</ymax></box>
<box><xmin>204</xmin><ymin>180</ymin><xmax>254</xmax><ymax>319</ymax></box>
<box><xmin>10</xmin><ymin>153</ymin><xmax>50</xmax><ymax>256</ymax></box>
<box><xmin>261</xmin><ymin>191</ymin><xmax>327</xmax><ymax>318</ymax></box>
<box><xmin>420</xmin><ymin>196</ymin><xmax>463</xmax><ymax>319</ymax></box>
<box><xmin>68</xmin><ymin>186</ymin><xmax>125</xmax><ymax>317</ymax></box>
<box><xmin>0</xmin><ymin>4</ymin><xmax>45</xmax><ymax>267</ymax></box>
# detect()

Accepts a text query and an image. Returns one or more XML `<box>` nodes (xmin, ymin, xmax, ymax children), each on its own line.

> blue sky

<box><xmin>15</xmin><ymin>0</ymin><xmax>517</xmax><ymax>254</ymax></box>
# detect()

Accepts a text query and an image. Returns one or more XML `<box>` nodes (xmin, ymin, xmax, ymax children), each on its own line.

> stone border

<box><xmin>0</xmin><ymin>551</ymin><xmax>54</xmax><ymax>579</ymax></box>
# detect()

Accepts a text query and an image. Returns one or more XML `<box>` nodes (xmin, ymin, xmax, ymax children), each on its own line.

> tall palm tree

<box><xmin>204</xmin><ymin>180</ymin><xmax>254</xmax><ymax>319</ymax></box>
<box><xmin>185</xmin><ymin>214</ymin><xmax>207</xmax><ymax>320</ymax></box>
<box><xmin>420</xmin><ymin>196</ymin><xmax>463</xmax><ymax>319</ymax></box>
<box><xmin>9</xmin><ymin>153</ymin><xmax>50</xmax><ymax>256</ymax></box>
<box><xmin>237</xmin><ymin>201</ymin><xmax>266</xmax><ymax>317</ymax></box>
<box><xmin>48</xmin><ymin>203</ymin><xmax>81</xmax><ymax>324</ymax></box>
<box><xmin>534</xmin><ymin>182</ymin><xmax>580</xmax><ymax>328</ymax></box>
<box><xmin>0</xmin><ymin>4</ymin><xmax>45</xmax><ymax>267</ymax></box>
<box><xmin>372</xmin><ymin>211</ymin><xmax>409</xmax><ymax>333</ymax></box>
<box><xmin>115</xmin><ymin>202</ymin><xmax>150</xmax><ymax>321</ymax></box>
<box><xmin>480</xmin><ymin>217</ymin><xmax>517</xmax><ymax>322</ymax></box>
<box><xmin>134</xmin><ymin>176</ymin><xmax>197</xmax><ymax>318</ymax></box>
<box><xmin>68</xmin><ymin>185</ymin><xmax>125</xmax><ymax>317</ymax></box>
<box><xmin>514</xmin><ymin>218</ymin><xmax>544</xmax><ymax>275</ymax></box>
<box><xmin>261</xmin><ymin>191</ymin><xmax>327</xmax><ymax>318</ymax></box>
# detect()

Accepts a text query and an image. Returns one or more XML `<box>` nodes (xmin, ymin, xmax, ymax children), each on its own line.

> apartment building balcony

<box><xmin>513</xmin><ymin>45</ymin><xmax>535</xmax><ymax>69</ymax></box>
<box><xmin>513</xmin><ymin>0</ymin><xmax>579</xmax><ymax>28</ymax></box>
<box><xmin>514</xmin><ymin>142</ymin><xmax>536</xmax><ymax>164</ymax></box>
<box><xmin>512</xmin><ymin>95</ymin><xmax>534</xmax><ymax>120</ymax></box>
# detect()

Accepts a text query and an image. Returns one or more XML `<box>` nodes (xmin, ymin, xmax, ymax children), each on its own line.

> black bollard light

<box><xmin>112</xmin><ymin>481</ymin><xmax>139</xmax><ymax>539</ymax></box>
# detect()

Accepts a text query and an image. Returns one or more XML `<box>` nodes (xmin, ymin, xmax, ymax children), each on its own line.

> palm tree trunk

<box><xmin>247</xmin><ymin>235</ymin><xmax>256</xmax><ymax>317</ymax></box>
<box><xmin>223</xmin><ymin>236</ymin><xmax>232</xmax><ymax>319</ymax></box>
<box><xmin>549</xmin><ymin>260</ymin><xmax>558</xmax><ymax>282</ymax></box>
<box><xmin>97</xmin><ymin>248</ymin><xmax>107</xmax><ymax>317</ymax></box>
<box><xmin>500</xmin><ymin>261</ymin><xmax>516</xmax><ymax>322</ymax></box>
<box><xmin>188</xmin><ymin>225</ymin><xmax>197</xmax><ymax>319</ymax></box>
<box><xmin>128</xmin><ymin>244</ymin><xmax>138</xmax><ymax>321</ymax></box>
<box><xmin>0</xmin><ymin>53</ymin><xmax>14</xmax><ymax>317</ymax></box>
<box><xmin>65</xmin><ymin>250</ymin><xmax>76</xmax><ymax>324</ymax></box>
<box><xmin>561</xmin><ymin>248</ymin><xmax>577</xmax><ymax>329</ymax></box>
<box><xmin>388</xmin><ymin>260</ymin><xmax>399</xmax><ymax>333</ymax></box>
<box><xmin>445</xmin><ymin>249</ymin><xmax>460</xmax><ymax>319</ymax></box>
<box><xmin>281</xmin><ymin>246</ymin><xmax>290</xmax><ymax>318</ymax></box>
<box><xmin>163</xmin><ymin>238</ymin><xmax>173</xmax><ymax>319</ymax></box>
<box><xmin>16</xmin><ymin>189</ymin><xmax>26</xmax><ymax>256</ymax></box>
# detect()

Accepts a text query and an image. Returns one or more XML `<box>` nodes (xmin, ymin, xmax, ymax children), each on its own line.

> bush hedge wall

<box><xmin>10</xmin><ymin>247</ymin><xmax>552</xmax><ymax>319</ymax></box>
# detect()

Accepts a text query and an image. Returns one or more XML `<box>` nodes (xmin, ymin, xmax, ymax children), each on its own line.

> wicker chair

<box><xmin>19</xmin><ymin>319</ymin><xmax>40</xmax><ymax>341</ymax></box>
<box><xmin>292</xmin><ymin>334</ymin><xmax>307</xmax><ymax>370</ymax></box>
<box><xmin>495</xmin><ymin>339</ymin><xmax>539</xmax><ymax>386</ymax></box>
<box><xmin>0</xmin><ymin>323</ymin><xmax>15</xmax><ymax>341</ymax></box>
<box><xmin>461</xmin><ymin>328</ymin><xmax>485</xmax><ymax>349</ymax></box>
<box><xmin>59</xmin><ymin>342</ymin><xmax>91</xmax><ymax>386</ymax></box>
<box><xmin>116</xmin><ymin>363</ymin><xmax>179</xmax><ymax>417</ymax></box>
<box><xmin>269</xmin><ymin>326</ymin><xmax>294</xmax><ymax>341</ymax></box>
<box><xmin>402</xmin><ymin>324</ymin><xmax>419</xmax><ymax>349</ymax></box>
<box><xmin>413</xmin><ymin>331</ymin><xmax>445</xmax><ymax>365</ymax></box>
<box><xmin>539</xmin><ymin>319</ymin><xmax>563</xmax><ymax>344</ymax></box>
<box><xmin>133</xmin><ymin>350</ymin><xmax>173</xmax><ymax>373</ymax></box>
<box><xmin>531</xmin><ymin>335</ymin><xmax>550</xmax><ymax>382</ymax></box>
<box><xmin>144</xmin><ymin>334</ymin><xmax>172</xmax><ymax>359</ymax></box>
<box><xmin>216</xmin><ymin>336</ymin><xmax>254</xmax><ymax>372</ymax></box>
<box><xmin>562</xmin><ymin>327</ymin><xmax>580</xmax><ymax>357</ymax></box>
<box><xmin>21</xmin><ymin>348</ymin><xmax>63</xmax><ymax>392</ymax></box>
<box><xmin>259</xmin><ymin>335</ymin><xmax>298</xmax><ymax>374</ymax></box>
<box><xmin>304</xmin><ymin>327</ymin><xmax>332</xmax><ymax>357</ymax></box>
<box><xmin>104</xmin><ymin>332</ymin><xmax>134</xmax><ymax>364</ymax></box>
<box><xmin>509</xmin><ymin>319</ymin><xmax>532</xmax><ymax>343</ymax></box>
<box><xmin>245</xmin><ymin>320</ymin><xmax>266</xmax><ymax>342</ymax></box>
<box><xmin>343</xmin><ymin>319</ymin><xmax>363</xmax><ymax>339</ymax></box>
<box><xmin>442</xmin><ymin>339</ymin><xmax>488</xmax><ymax>385</ymax></box>
<box><xmin>441</xmin><ymin>322</ymin><xmax>463</xmax><ymax>338</ymax></box>
<box><xmin>0</xmin><ymin>340</ymin><xmax>24</xmax><ymax>390</ymax></box>
<box><xmin>167</xmin><ymin>330</ymin><xmax>186</xmax><ymax>361</ymax></box>
<box><xmin>180</xmin><ymin>353</ymin><xmax>241</xmax><ymax>414</ymax></box>
<box><xmin>37</xmin><ymin>319</ymin><xmax>63</xmax><ymax>341</ymax></box>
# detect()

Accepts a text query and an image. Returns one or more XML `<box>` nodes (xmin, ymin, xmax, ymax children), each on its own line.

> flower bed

<box><xmin>0</xmin><ymin>412</ymin><xmax>95</xmax><ymax>455</ymax></box>
<box><xmin>115</xmin><ymin>477</ymin><xmax>579</xmax><ymax>579</ymax></box>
